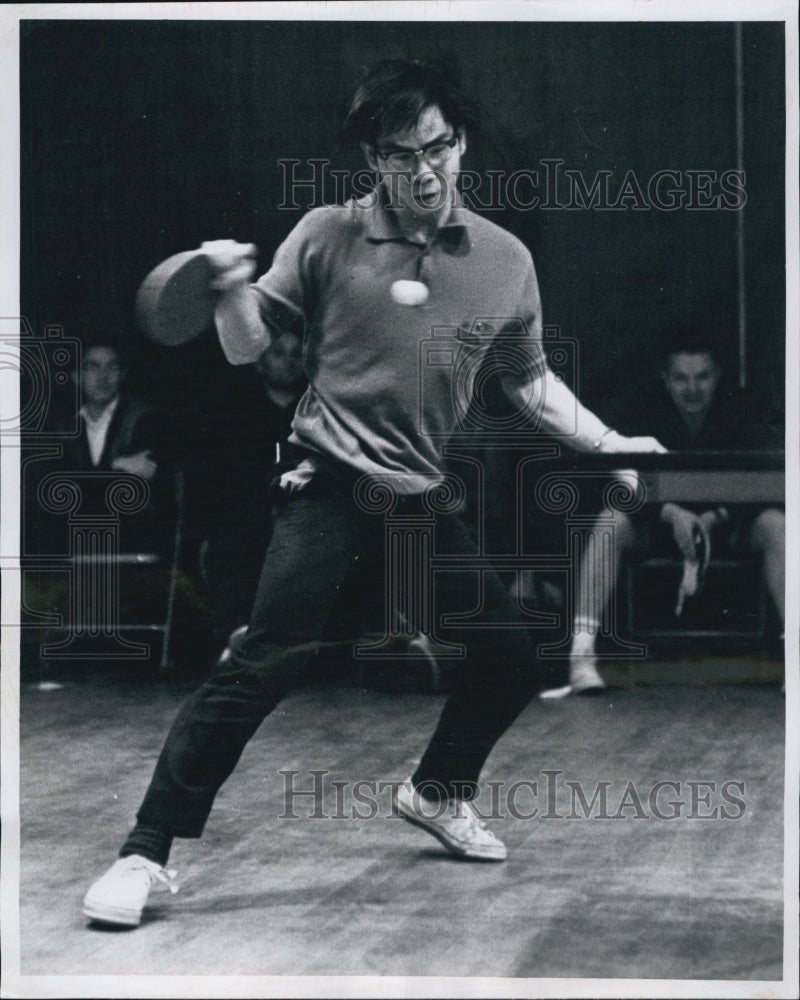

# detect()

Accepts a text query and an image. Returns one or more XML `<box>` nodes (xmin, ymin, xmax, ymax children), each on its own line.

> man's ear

<box><xmin>361</xmin><ymin>142</ymin><xmax>379</xmax><ymax>172</ymax></box>
<box><xmin>457</xmin><ymin>128</ymin><xmax>467</xmax><ymax>157</ymax></box>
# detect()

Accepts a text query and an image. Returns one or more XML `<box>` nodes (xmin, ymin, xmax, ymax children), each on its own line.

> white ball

<box><xmin>391</xmin><ymin>279</ymin><xmax>429</xmax><ymax>306</ymax></box>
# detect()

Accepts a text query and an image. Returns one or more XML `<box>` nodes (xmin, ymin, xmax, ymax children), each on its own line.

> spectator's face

<box><xmin>80</xmin><ymin>346</ymin><xmax>124</xmax><ymax>408</ymax></box>
<box><xmin>363</xmin><ymin>104</ymin><xmax>466</xmax><ymax>221</ymax></box>
<box><xmin>662</xmin><ymin>351</ymin><xmax>720</xmax><ymax>420</ymax></box>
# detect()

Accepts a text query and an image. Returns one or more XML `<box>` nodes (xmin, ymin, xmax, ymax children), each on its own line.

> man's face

<box><xmin>363</xmin><ymin>104</ymin><xmax>466</xmax><ymax>220</ymax></box>
<box><xmin>80</xmin><ymin>346</ymin><xmax>124</xmax><ymax>408</ymax></box>
<box><xmin>662</xmin><ymin>351</ymin><xmax>720</xmax><ymax>420</ymax></box>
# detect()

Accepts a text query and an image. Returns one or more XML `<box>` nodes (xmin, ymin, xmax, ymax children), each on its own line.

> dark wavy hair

<box><xmin>658</xmin><ymin>323</ymin><xmax>724</xmax><ymax>371</ymax></box>
<box><xmin>341</xmin><ymin>56</ymin><xmax>481</xmax><ymax>146</ymax></box>
<box><xmin>80</xmin><ymin>338</ymin><xmax>128</xmax><ymax>373</ymax></box>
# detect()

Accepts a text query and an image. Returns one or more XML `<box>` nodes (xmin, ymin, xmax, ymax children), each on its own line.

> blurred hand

<box><xmin>201</xmin><ymin>239</ymin><xmax>258</xmax><ymax>292</ymax></box>
<box><xmin>675</xmin><ymin>560</ymin><xmax>700</xmax><ymax>617</ymax></box>
<box><xmin>599</xmin><ymin>431</ymin><xmax>668</xmax><ymax>454</ymax></box>
<box><xmin>661</xmin><ymin>503</ymin><xmax>709</xmax><ymax>563</ymax></box>
<box><xmin>111</xmin><ymin>450</ymin><xmax>157</xmax><ymax>481</ymax></box>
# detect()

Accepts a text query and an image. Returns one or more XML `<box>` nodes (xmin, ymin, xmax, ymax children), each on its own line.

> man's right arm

<box><xmin>203</xmin><ymin>240</ymin><xmax>269</xmax><ymax>365</ymax></box>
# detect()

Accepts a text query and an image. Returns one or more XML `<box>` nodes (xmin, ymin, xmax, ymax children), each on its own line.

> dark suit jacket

<box><xmin>59</xmin><ymin>395</ymin><xmax>162</xmax><ymax>472</ymax></box>
<box><xmin>45</xmin><ymin>393</ymin><xmax>173</xmax><ymax>553</ymax></box>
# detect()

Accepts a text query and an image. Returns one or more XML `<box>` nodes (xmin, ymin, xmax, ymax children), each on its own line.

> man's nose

<box><xmin>411</xmin><ymin>151</ymin><xmax>439</xmax><ymax>175</ymax></box>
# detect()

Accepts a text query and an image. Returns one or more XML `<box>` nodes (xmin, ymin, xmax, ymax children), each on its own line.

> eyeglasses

<box><xmin>375</xmin><ymin>135</ymin><xmax>459</xmax><ymax>171</ymax></box>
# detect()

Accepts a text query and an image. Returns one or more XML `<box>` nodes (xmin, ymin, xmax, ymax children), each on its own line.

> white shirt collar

<box><xmin>79</xmin><ymin>397</ymin><xmax>120</xmax><ymax>465</ymax></box>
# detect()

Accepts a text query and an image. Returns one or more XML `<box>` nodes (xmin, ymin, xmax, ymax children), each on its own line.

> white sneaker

<box><xmin>538</xmin><ymin>682</ymin><xmax>574</xmax><ymax>701</ymax></box>
<box><xmin>83</xmin><ymin>855</ymin><xmax>178</xmax><ymax>927</ymax></box>
<box><xmin>538</xmin><ymin>658</ymin><xmax>606</xmax><ymax>700</ymax></box>
<box><xmin>394</xmin><ymin>779</ymin><xmax>507</xmax><ymax>861</ymax></box>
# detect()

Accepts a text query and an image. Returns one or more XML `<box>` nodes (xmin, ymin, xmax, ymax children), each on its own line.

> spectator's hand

<box><xmin>697</xmin><ymin>506</ymin><xmax>729</xmax><ymax>542</ymax></box>
<box><xmin>201</xmin><ymin>240</ymin><xmax>258</xmax><ymax>292</ymax></box>
<box><xmin>111</xmin><ymin>450</ymin><xmax>158</xmax><ymax>481</ymax></box>
<box><xmin>599</xmin><ymin>431</ymin><xmax>668</xmax><ymax>454</ymax></box>
<box><xmin>662</xmin><ymin>504</ymin><xmax>708</xmax><ymax>616</ymax></box>
<box><xmin>663</xmin><ymin>505</ymin><xmax>729</xmax><ymax>616</ymax></box>
<box><xmin>675</xmin><ymin>560</ymin><xmax>699</xmax><ymax>617</ymax></box>
<box><xmin>660</xmin><ymin>503</ymin><xmax>709</xmax><ymax>562</ymax></box>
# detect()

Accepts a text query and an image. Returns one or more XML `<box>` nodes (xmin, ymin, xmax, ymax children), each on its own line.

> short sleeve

<box><xmin>253</xmin><ymin>209</ymin><xmax>327</xmax><ymax>336</ymax></box>
<box><xmin>497</xmin><ymin>254</ymin><xmax>548</xmax><ymax>396</ymax></box>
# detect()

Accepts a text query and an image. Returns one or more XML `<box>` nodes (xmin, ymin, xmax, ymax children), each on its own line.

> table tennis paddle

<box><xmin>135</xmin><ymin>249</ymin><xmax>216</xmax><ymax>346</ymax></box>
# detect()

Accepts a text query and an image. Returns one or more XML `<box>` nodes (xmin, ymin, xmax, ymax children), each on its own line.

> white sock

<box><xmin>571</xmin><ymin>621</ymin><xmax>598</xmax><ymax>659</ymax></box>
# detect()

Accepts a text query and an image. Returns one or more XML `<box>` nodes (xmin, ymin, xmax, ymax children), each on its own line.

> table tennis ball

<box><xmin>391</xmin><ymin>279</ymin><xmax>429</xmax><ymax>306</ymax></box>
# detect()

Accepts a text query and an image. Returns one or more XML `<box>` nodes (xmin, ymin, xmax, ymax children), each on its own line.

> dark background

<box><xmin>20</xmin><ymin>18</ymin><xmax>785</xmax><ymax>435</ymax></box>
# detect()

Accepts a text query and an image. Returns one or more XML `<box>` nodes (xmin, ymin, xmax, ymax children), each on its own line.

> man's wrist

<box><xmin>593</xmin><ymin>428</ymin><xmax>617</xmax><ymax>452</ymax></box>
<box><xmin>212</xmin><ymin>273</ymin><xmax>254</xmax><ymax>295</ymax></box>
<box><xmin>214</xmin><ymin>284</ymin><xmax>271</xmax><ymax>365</ymax></box>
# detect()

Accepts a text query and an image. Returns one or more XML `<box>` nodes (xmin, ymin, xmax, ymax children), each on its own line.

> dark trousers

<box><xmin>136</xmin><ymin>473</ymin><xmax>543</xmax><ymax>837</ymax></box>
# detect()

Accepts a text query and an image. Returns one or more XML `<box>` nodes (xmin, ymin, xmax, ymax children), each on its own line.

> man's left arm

<box><xmin>111</xmin><ymin>451</ymin><xmax>158</xmax><ymax>480</ymax></box>
<box><xmin>510</xmin><ymin>368</ymin><xmax>667</xmax><ymax>454</ymax></box>
<box><xmin>500</xmin><ymin>263</ymin><xmax>666</xmax><ymax>455</ymax></box>
<box><xmin>110</xmin><ymin>402</ymin><xmax>165</xmax><ymax>481</ymax></box>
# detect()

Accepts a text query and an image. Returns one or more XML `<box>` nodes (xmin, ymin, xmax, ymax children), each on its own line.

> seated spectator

<box><xmin>40</xmin><ymin>340</ymin><xmax>172</xmax><ymax>549</ymax></box>
<box><xmin>54</xmin><ymin>342</ymin><xmax>158</xmax><ymax>474</ymax></box>
<box><xmin>541</xmin><ymin>326</ymin><xmax>785</xmax><ymax>698</ymax></box>
<box><xmin>21</xmin><ymin>339</ymin><xmax>175</xmax><ymax>664</ymax></box>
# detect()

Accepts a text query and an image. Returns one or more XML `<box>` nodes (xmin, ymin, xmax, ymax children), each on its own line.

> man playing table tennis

<box><xmin>83</xmin><ymin>56</ymin><xmax>665</xmax><ymax>927</ymax></box>
<box><xmin>540</xmin><ymin>326</ymin><xmax>785</xmax><ymax>698</ymax></box>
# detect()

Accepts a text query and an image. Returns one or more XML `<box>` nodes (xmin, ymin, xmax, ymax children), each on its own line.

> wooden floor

<box><xmin>11</xmin><ymin>659</ymin><xmax>788</xmax><ymax>990</ymax></box>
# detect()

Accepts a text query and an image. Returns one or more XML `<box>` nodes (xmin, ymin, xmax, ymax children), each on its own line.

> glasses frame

<box><xmin>375</xmin><ymin>135</ymin><xmax>459</xmax><ymax>171</ymax></box>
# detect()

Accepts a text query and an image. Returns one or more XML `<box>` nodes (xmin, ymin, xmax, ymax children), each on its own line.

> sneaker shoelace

<box><xmin>131</xmin><ymin>856</ymin><xmax>180</xmax><ymax>894</ymax></box>
<box><xmin>452</xmin><ymin>801</ymin><xmax>492</xmax><ymax>841</ymax></box>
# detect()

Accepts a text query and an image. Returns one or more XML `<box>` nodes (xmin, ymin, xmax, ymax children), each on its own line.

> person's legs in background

<box><xmin>745</xmin><ymin>508</ymin><xmax>785</xmax><ymax>632</ymax></box>
<box><xmin>738</xmin><ymin>507</ymin><xmax>785</xmax><ymax>689</ymax></box>
<box><xmin>540</xmin><ymin>507</ymin><xmax>638</xmax><ymax>698</ymax></box>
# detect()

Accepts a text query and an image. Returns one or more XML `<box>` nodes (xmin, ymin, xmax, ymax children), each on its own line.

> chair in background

<box><xmin>22</xmin><ymin>467</ymin><xmax>185</xmax><ymax>671</ymax></box>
